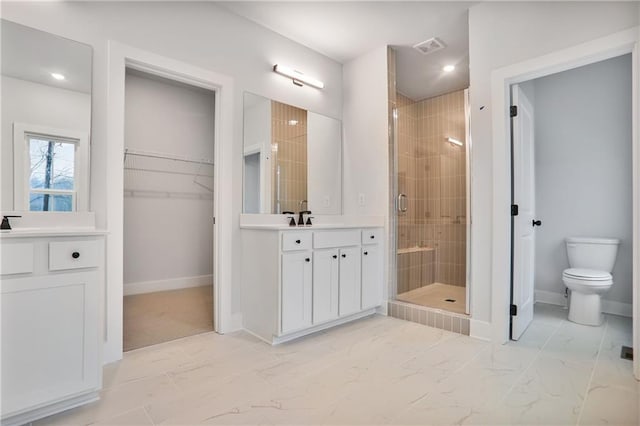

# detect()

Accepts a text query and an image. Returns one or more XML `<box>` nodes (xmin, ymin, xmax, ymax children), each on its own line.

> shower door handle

<box><xmin>397</xmin><ymin>194</ymin><xmax>408</xmax><ymax>213</ymax></box>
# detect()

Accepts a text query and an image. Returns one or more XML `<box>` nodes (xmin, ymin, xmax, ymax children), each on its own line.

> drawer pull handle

<box><xmin>370</xmin><ymin>235</ymin><xmax>375</xmax><ymax>239</ymax></box>
<box><xmin>364</xmin><ymin>251</ymin><xmax>368</xmax><ymax>256</ymax></box>
<box><xmin>305</xmin><ymin>258</ymin><xmax>310</xmax><ymax>263</ymax></box>
<box><xmin>341</xmin><ymin>254</ymin><xmax>346</xmax><ymax>258</ymax></box>
<box><xmin>332</xmin><ymin>255</ymin><xmax>338</xmax><ymax>259</ymax></box>
<box><xmin>72</xmin><ymin>252</ymin><xmax>80</xmax><ymax>259</ymax></box>
<box><xmin>295</xmin><ymin>239</ymin><xmax>301</xmax><ymax>244</ymax></box>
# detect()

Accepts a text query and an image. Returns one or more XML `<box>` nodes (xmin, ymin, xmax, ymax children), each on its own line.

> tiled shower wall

<box><xmin>397</xmin><ymin>90</ymin><xmax>467</xmax><ymax>290</ymax></box>
<box><xmin>271</xmin><ymin>101</ymin><xmax>307</xmax><ymax>214</ymax></box>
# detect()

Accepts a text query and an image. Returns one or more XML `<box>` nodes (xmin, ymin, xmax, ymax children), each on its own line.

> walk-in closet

<box><xmin>123</xmin><ymin>69</ymin><xmax>215</xmax><ymax>351</ymax></box>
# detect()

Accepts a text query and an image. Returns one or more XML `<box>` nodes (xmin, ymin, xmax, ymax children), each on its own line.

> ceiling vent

<box><xmin>413</xmin><ymin>37</ymin><xmax>445</xmax><ymax>55</ymax></box>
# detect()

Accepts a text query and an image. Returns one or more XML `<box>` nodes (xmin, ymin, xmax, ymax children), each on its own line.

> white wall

<box><xmin>533</xmin><ymin>54</ymin><xmax>632</xmax><ymax>305</ymax></box>
<box><xmin>343</xmin><ymin>46</ymin><xmax>389</xmax><ymax>218</ymax></box>
<box><xmin>123</xmin><ymin>71</ymin><xmax>214</xmax><ymax>291</ymax></box>
<box><xmin>1</xmin><ymin>76</ymin><xmax>91</xmax><ymax>209</ymax></box>
<box><xmin>468</xmin><ymin>1</ymin><xmax>639</xmax><ymax>324</ymax></box>
<box><xmin>1</xmin><ymin>1</ymin><xmax>343</xmax><ymax>342</ymax></box>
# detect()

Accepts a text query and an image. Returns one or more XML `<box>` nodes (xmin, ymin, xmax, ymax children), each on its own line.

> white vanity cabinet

<box><xmin>361</xmin><ymin>231</ymin><xmax>383</xmax><ymax>309</ymax></box>
<box><xmin>281</xmin><ymin>251</ymin><xmax>313</xmax><ymax>333</ymax></box>
<box><xmin>241</xmin><ymin>226</ymin><xmax>384</xmax><ymax>344</ymax></box>
<box><xmin>0</xmin><ymin>232</ymin><xmax>105</xmax><ymax>426</ymax></box>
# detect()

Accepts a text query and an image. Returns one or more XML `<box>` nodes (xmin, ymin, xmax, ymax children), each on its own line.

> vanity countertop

<box><xmin>0</xmin><ymin>228</ymin><xmax>108</xmax><ymax>239</ymax></box>
<box><xmin>240</xmin><ymin>224</ymin><xmax>382</xmax><ymax>231</ymax></box>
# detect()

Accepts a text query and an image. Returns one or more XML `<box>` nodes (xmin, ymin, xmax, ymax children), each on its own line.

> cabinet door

<box><xmin>338</xmin><ymin>246</ymin><xmax>362</xmax><ymax>316</ymax></box>
<box><xmin>1</xmin><ymin>272</ymin><xmax>101</xmax><ymax>418</ymax></box>
<box><xmin>361</xmin><ymin>245</ymin><xmax>383</xmax><ymax>309</ymax></box>
<box><xmin>313</xmin><ymin>249</ymin><xmax>339</xmax><ymax>324</ymax></box>
<box><xmin>281</xmin><ymin>252</ymin><xmax>313</xmax><ymax>333</ymax></box>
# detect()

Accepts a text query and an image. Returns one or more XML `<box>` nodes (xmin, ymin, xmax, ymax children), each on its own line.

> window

<box><xmin>14</xmin><ymin>124</ymin><xmax>89</xmax><ymax>212</ymax></box>
<box><xmin>28</xmin><ymin>136</ymin><xmax>77</xmax><ymax>211</ymax></box>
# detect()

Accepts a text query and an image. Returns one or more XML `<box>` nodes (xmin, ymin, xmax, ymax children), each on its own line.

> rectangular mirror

<box><xmin>1</xmin><ymin>19</ymin><xmax>92</xmax><ymax>212</ymax></box>
<box><xmin>243</xmin><ymin>92</ymin><xmax>342</xmax><ymax>215</ymax></box>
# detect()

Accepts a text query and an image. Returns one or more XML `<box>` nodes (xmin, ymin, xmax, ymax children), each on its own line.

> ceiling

<box><xmin>1</xmin><ymin>19</ymin><xmax>92</xmax><ymax>94</ymax></box>
<box><xmin>218</xmin><ymin>1</ymin><xmax>472</xmax><ymax>101</ymax></box>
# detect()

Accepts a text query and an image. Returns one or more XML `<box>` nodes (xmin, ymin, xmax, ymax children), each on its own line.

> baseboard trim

<box><xmin>469</xmin><ymin>319</ymin><xmax>492</xmax><ymax>341</ymax></box>
<box><xmin>124</xmin><ymin>275</ymin><xmax>212</xmax><ymax>296</ymax></box>
<box><xmin>535</xmin><ymin>289</ymin><xmax>631</xmax><ymax>317</ymax></box>
<box><xmin>535</xmin><ymin>289</ymin><xmax>568</xmax><ymax>307</ymax></box>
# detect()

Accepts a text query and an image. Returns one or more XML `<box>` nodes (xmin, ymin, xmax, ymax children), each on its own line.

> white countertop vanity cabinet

<box><xmin>281</xmin><ymin>251</ymin><xmax>313</xmax><ymax>333</ymax></box>
<box><xmin>241</xmin><ymin>226</ymin><xmax>384</xmax><ymax>344</ymax></box>
<box><xmin>0</xmin><ymin>232</ymin><xmax>105</xmax><ymax>426</ymax></box>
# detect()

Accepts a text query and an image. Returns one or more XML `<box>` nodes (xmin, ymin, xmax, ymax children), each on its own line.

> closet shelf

<box><xmin>123</xmin><ymin>148</ymin><xmax>214</xmax><ymax>166</ymax></box>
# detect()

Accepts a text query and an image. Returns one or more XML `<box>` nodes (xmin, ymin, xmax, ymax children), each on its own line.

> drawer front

<box><xmin>362</xmin><ymin>229</ymin><xmax>382</xmax><ymax>245</ymax></box>
<box><xmin>49</xmin><ymin>240</ymin><xmax>101</xmax><ymax>271</ymax></box>
<box><xmin>313</xmin><ymin>230</ymin><xmax>360</xmax><ymax>249</ymax></box>
<box><xmin>1</xmin><ymin>243</ymin><xmax>34</xmax><ymax>276</ymax></box>
<box><xmin>282</xmin><ymin>232</ymin><xmax>312</xmax><ymax>252</ymax></box>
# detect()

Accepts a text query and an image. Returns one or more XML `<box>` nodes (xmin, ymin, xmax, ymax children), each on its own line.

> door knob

<box><xmin>532</xmin><ymin>220</ymin><xmax>542</xmax><ymax>227</ymax></box>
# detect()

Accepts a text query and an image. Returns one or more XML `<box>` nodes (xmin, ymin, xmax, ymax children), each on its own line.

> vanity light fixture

<box><xmin>50</xmin><ymin>72</ymin><xmax>65</xmax><ymax>80</ymax></box>
<box><xmin>447</xmin><ymin>137</ymin><xmax>463</xmax><ymax>147</ymax></box>
<box><xmin>273</xmin><ymin>64</ymin><xmax>325</xmax><ymax>89</ymax></box>
<box><xmin>443</xmin><ymin>64</ymin><xmax>455</xmax><ymax>73</ymax></box>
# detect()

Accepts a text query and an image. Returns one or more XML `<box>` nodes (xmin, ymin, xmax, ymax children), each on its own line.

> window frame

<box><xmin>13</xmin><ymin>123</ymin><xmax>89</xmax><ymax>212</ymax></box>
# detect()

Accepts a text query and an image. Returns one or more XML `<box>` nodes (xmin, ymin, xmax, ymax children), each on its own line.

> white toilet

<box><xmin>562</xmin><ymin>237</ymin><xmax>620</xmax><ymax>326</ymax></box>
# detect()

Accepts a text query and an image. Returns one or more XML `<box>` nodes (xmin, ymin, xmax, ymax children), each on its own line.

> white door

<box><xmin>313</xmin><ymin>249</ymin><xmax>339</xmax><ymax>324</ymax></box>
<box><xmin>511</xmin><ymin>84</ymin><xmax>537</xmax><ymax>340</ymax></box>
<box><xmin>281</xmin><ymin>252</ymin><xmax>313</xmax><ymax>333</ymax></box>
<box><xmin>338</xmin><ymin>247</ymin><xmax>362</xmax><ymax>316</ymax></box>
<box><xmin>361</xmin><ymin>245</ymin><xmax>382</xmax><ymax>309</ymax></box>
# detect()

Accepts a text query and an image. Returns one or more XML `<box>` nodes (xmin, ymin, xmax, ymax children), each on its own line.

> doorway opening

<box><xmin>509</xmin><ymin>54</ymin><xmax>633</xmax><ymax>347</ymax></box>
<box><xmin>122</xmin><ymin>68</ymin><xmax>215</xmax><ymax>351</ymax></box>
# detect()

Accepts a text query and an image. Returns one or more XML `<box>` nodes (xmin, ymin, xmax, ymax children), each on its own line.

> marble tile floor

<box><xmin>33</xmin><ymin>303</ymin><xmax>638</xmax><ymax>425</ymax></box>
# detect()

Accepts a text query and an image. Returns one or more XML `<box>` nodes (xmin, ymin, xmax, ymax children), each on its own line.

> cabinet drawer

<box><xmin>282</xmin><ymin>232</ymin><xmax>312</xmax><ymax>251</ymax></box>
<box><xmin>362</xmin><ymin>229</ymin><xmax>382</xmax><ymax>245</ymax></box>
<box><xmin>1</xmin><ymin>243</ymin><xmax>34</xmax><ymax>275</ymax></box>
<box><xmin>313</xmin><ymin>230</ymin><xmax>360</xmax><ymax>249</ymax></box>
<box><xmin>49</xmin><ymin>240</ymin><xmax>101</xmax><ymax>271</ymax></box>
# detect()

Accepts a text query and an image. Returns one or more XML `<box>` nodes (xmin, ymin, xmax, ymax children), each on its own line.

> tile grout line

<box><xmin>575</xmin><ymin>316</ymin><xmax>609</xmax><ymax>426</ymax></box>
<box><xmin>496</xmin><ymin>320</ymin><xmax>563</xmax><ymax>407</ymax></box>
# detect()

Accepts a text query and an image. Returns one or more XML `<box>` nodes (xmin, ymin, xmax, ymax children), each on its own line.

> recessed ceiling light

<box><xmin>51</xmin><ymin>73</ymin><xmax>65</xmax><ymax>80</ymax></box>
<box><xmin>443</xmin><ymin>65</ymin><xmax>455</xmax><ymax>73</ymax></box>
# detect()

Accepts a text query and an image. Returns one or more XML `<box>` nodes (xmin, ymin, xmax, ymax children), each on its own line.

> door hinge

<box><xmin>511</xmin><ymin>204</ymin><xmax>519</xmax><ymax>216</ymax></box>
<box><xmin>213</xmin><ymin>217</ymin><xmax>216</xmax><ymax>224</ymax></box>
<box><xmin>510</xmin><ymin>304</ymin><xmax>518</xmax><ymax>316</ymax></box>
<box><xmin>510</xmin><ymin>105</ymin><xmax>518</xmax><ymax>117</ymax></box>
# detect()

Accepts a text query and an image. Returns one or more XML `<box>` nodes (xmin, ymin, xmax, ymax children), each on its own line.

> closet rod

<box><xmin>124</xmin><ymin>148</ymin><xmax>214</xmax><ymax>166</ymax></box>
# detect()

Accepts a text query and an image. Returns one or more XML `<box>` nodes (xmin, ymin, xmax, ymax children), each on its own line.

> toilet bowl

<box><xmin>562</xmin><ymin>237</ymin><xmax>619</xmax><ymax>326</ymax></box>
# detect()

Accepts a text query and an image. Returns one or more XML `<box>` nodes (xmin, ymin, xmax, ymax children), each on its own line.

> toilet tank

<box><xmin>565</xmin><ymin>237</ymin><xmax>620</xmax><ymax>272</ymax></box>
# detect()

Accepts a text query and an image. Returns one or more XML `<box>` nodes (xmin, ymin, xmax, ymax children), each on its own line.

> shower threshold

<box><xmin>396</xmin><ymin>283</ymin><xmax>467</xmax><ymax>315</ymax></box>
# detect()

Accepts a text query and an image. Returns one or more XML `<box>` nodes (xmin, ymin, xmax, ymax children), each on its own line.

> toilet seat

<box><xmin>562</xmin><ymin>268</ymin><xmax>612</xmax><ymax>281</ymax></box>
